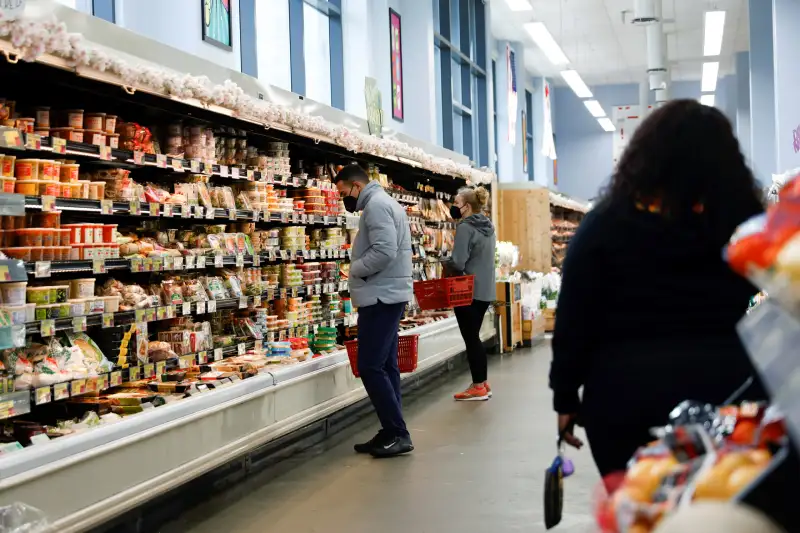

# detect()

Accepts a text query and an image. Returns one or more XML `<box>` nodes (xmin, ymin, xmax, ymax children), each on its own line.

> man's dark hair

<box><xmin>334</xmin><ymin>163</ymin><xmax>369</xmax><ymax>184</ymax></box>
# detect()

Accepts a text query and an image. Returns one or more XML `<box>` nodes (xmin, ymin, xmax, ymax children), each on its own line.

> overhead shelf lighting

<box><xmin>583</xmin><ymin>100</ymin><xmax>606</xmax><ymax>117</ymax></box>
<box><xmin>561</xmin><ymin>70</ymin><xmax>593</xmax><ymax>98</ymax></box>
<box><xmin>703</xmin><ymin>10</ymin><xmax>726</xmax><ymax>56</ymax></box>
<box><xmin>598</xmin><ymin>118</ymin><xmax>616</xmax><ymax>132</ymax></box>
<box><xmin>505</xmin><ymin>0</ymin><xmax>532</xmax><ymax>11</ymax></box>
<box><xmin>524</xmin><ymin>22</ymin><xmax>570</xmax><ymax>66</ymax></box>
<box><xmin>700</xmin><ymin>94</ymin><xmax>716</xmax><ymax>107</ymax></box>
<box><xmin>701</xmin><ymin>61</ymin><xmax>720</xmax><ymax>92</ymax></box>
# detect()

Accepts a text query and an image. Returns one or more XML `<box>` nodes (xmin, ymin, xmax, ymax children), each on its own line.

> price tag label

<box><xmin>262</xmin><ymin>209</ymin><xmax>270</xmax><ymax>222</ymax></box>
<box><xmin>40</xmin><ymin>319</ymin><xmax>55</xmax><ymax>337</ymax></box>
<box><xmin>53</xmin><ymin>382</ymin><xmax>69</xmax><ymax>401</ymax></box>
<box><xmin>99</xmin><ymin>145</ymin><xmax>112</xmax><ymax>161</ymax></box>
<box><xmin>143</xmin><ymin>258</ymin><xmax>153</xmax><ymax>272</ymax></box>
<box><xmin>194</xmin><ymin>206</ymin><xmax>204</xmax><ymax>219</ymax></box>
<box><xmin>207</xmin><ymin>300</ymin><xmax>217</xmax><ymax>313</ymax></box>
<box><xmin>238</xmin><ymin>343</ymin><xmax>246</xmax><ymax>355</ymax></box>
<box><xmin>92</xmin><ymin>258</ymin><xmax>106</xmax><ymax>274</ymax></box>
<box><xmin>190</xmin><ymin>159</ymin><xmax>201</xmax><ymax>173</ymax></box>
<box><xmin>239</xmin><ymin>296</ymin><xmax>248</xmax><ymax>309</ymax></box>
<box><xmin>181</xmin><ymin>204</ymin><xmax>191</xmax><ymax>218</ymax></box>
<box><xmin>347</xmin><ymin>249</ymin><xmax>352</xmax><ymax>259</ymax></box>
<box><xmin>292</xmin><ymin>176</ymin><xmax>300</xmax><ymax>187</ymax></box>
<box><xmin>196</xmin><ymin>301</ymin><xmax>206</xmax><ymax>315</ymax></box>
<box><xmin>152</xmin><ymin>258</ymin><xmax>163</xmax><ymax>272</ymax></box>
<box><xmin>252</xmin><ymin>210</ymin><xmax>260</xmax><ymax>223</ymax></box>
<box><xmin>143</xmin><ymin>363</ymin><xmax>155</xmax><ymax>378</ymax></box>
<box><xmin>253</xmin><ymin>295</ymin><xmax>261</xmax><ymax>308</ymax></box>
<box><xmin>186</xmin><ymin>255</ymin><xmax>196</xmax><ymax>270</ymax></box>
<box><xmin>268</xmin><ymin>250</ymin><xmax>277</xmax><ymax>262</ymax></box>
<box><xmin>130</xmin><ymin>257</ymin><xmax>143</xmax><ymax>273</ymax></box>
<box><xmin>130</xmin><ymin>199</ymin><xmax>141</xmax><ymax>216</ymax></box>
<box><xmin>280</xmin><ymin>250</ymin><xmax>289</xmax><ymax>260</ymax></box>
<box><xmin>220</xmin><ymin>165</ymin><xmax>229</xmax><ymax>178</ymax></box>
<box><xmin>291</xmin><ymin>286</ymin><xmax>298</xmax><ymax>297</ymax></box>
<box><xmin>308</xmin><ymin>179</ymin><xmax>318</xmax><ymax>188</ymax></box>
<box><xmin>149</xmin><ymin>202</ymin><xmax>160</xmax><ymax>217</ymax></box>
<box><xmin>42</xmin><ymin>195</ymin><xmax>56</xmax><ymax>212</ymax></box>
<box><xmin>337</xmin><ymin>216</ymin><xmax>344</xmax><ymax>225</ymax></box>
<box><xmin>99</xmin><ymin>199</ymin><xmax>114</xmax><ymax>215</ymax></box>
<box><xmin>235</xmin><ymin>254</ymin><xmax>244</xmax><ymax>268</ymax></box>
<box><xmin>135</xmin><ymin>309</ymin><xmax>146</xmax><ymax>323</ymax></box>
<box><xmin>25</xmin><ymin>133</ymin><xmax>41</xmax><ymax>150</ymax></box>
<box><xmin>102</xmin><ymin>312</ymin><xmax>114</xmax><ymax>328</ymax></box>
<box><xmin>214</xmin><ymin>348</ymin><xmax>223</xmax><ymax>361</ymax></box>
<box><xmin>206</xmin><ymin>206</ymin><xmax>216</xmax><ymax>219</ymax></box>
<box><xmin>291</xmin><ymin>212</ymin><xmax>299</xmax><ymax>224</ymax></box>
<box><xmin>231</xmin><ymin>167</ymin><xmax>240</xmax><ymax>180</ymax></box>
<box><xmin>172</xmin><ymin>158</ymin><xmax>184</xmax><ymax>172</ymax></box>
<box><xmin>323</xmin><ymin>216</ymin><xmax>331</xmax><ymax>225</ymax></box>
<box><xmin>197</xmin><ymin>256</ymin><xmax>207</xmax><ymax>269</ymax></box>
<box><xmin>198</xmin><ymin>351</ymin><xmax>208</xmax><ymax>364</ymax></box>
<box><xmin>182</xmin><ymin>301</ymin><xmax>192</xmax><ymax>316</ymax></box>
<box><xmin>35</xmin><ymin>386</ymin><xmax>51</xmax><ymax>405</ymax></box>
<box><xmin>110</xmin><ymin>371</ymin><xmax>122</xmax><ymax>387</ymax></box>
<box><xmin>34</xmin><ymin>261</ymin><xmax>51</xmax><ymax>279</ymax></box>
<box><xmin>164</xmin><ymin>256</ymin><xmax>174</xmax><ymax>271</ymax></box>
<box><xmin>310</xmin><ymin>250</ymin><xmax>317</xmax><ymax>259</ymax></box>
<box><xmin>133</xmin><ymin>151</ymin><xmax>145</xmax><ymax>165</ymax></box>
<box><xmin>145</xmin><ymin>308</ymin><xmax>155</xmax><ymax>322</ymax></box>
<box><xmin>229</xmin><ymin>208</ymin><xmax>237</xmax><ymax>221</ymax></box>
<box><xmin>52</xmin><ymin>136</ymin><xmax>67</xmax><ymax>155</ymax></box>
<box><xmin>156</xmin><ymin>361</ymin><xmax>166</xmax><ymax>376</ymax></box>
<box><xmin>247</xmin><ymin>169</ymin><xmax>255</xmax><ymax>181</ymax></box>
<box><xmin>71</xmin><ymin>379</ymin><xmax>86</xmax><ymax>396</ymax></box>
<box><xmin>329</xmin><ymin>319</ymin><xmax>336</xmax><ymax>328</ymax></box>
<box><xmin>156</xmin><ymin>306</ymin><xmax>167</xmax><ymax>321</ymax></box>
<box><xmin>72</xmin><ymin>316</ymin><xmax>87</xmax><ymax>333</ymax></box>
<box><xmin>280</xmin><ymin>212</ymin><xmax>289</xmax><ymax>223</ymax></box>
<box><xmin>86</xmin><ymin>377</ymin><xmax>98</xmax><ymax>393</ymax></box>
<box><xmin>129</xmin><ymin>366</ymin><xmax>141</xmax><ymax>381</ymax></box>
<box><xmin>253</xmin><ymin>254</ymin><xmax>260</xmax><ymax>267</ymax></box>
<box><xmin>99</xmin><ymin>374</ymin><xmax>109</xmax><ymax>391</ymax></box>
<box><xmin>168</xmin><ymin>305</ymin><xmax>176</xmax><ymax>318</ymax></box>
<box><xmin>156</xmin><ymin>154</ymin><xmax>167</xmax><ymax>168</ymax></box>
<box><xmin>314</xmin><ymin>284</ymin><xmax>321</xmax><ymax>295</ymax></box>
<box><xmin>214</xmin><ymin>254</ymin><xmax>224</xmax><ymax>268</ymax></box>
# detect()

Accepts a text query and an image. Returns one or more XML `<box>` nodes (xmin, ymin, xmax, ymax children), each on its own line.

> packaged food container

<box><xmin>14</xmin><ymin>159</ymin><xmax>39</xmax><ymax>180</ymax></box>
<box><xmin>33</xmin><ymin>211</ymin><xmax>61</xmax><ymax>229</ymax></box>
<box><xmin>15</xmin><ymin>229</ymin><xmax>42</xmax><ymax>247</ymax></box>
<box><xmin>38</xmin><ymin>160</ymin><xmax>56</xmax><ymax>181</ymax></box>
<box><xmin>1</xmin><ymin>247</ymin><xmax>31</xmax><ymax>261</ymax></box>
<box><xmin>87</xmin><ymin>299</ymin><xmax>104</xmax><ymax>314</ymax></box>
<box><xmin>84</xmin><ymin>113</ymin><xmax>105</xmax><ymax>131</ymax></box>
<box><xmin>69</xmin><ymin>278</ymin><xmax>95</xmax><ymax>299</ymax></box>
<box><xmin>2</xmin><ymin>303</ymin><xmax>35</xmax><ymax>325</ymax></box>
<box><xmin>0</xmin><ymin>176</ymin><xmax>16</xmax><ymax>193</ymax></box>
<box><xmin>100</xmin><ymin>295</ymin><xmax>120</xmax><ymax>313</ymax></box>
<box><xmin>51</xmin><ymin>127</ymin><xmax>84</xmax><ymax>143</ymax></box>
<box><xmin>34</xmin><ymin>128</ymin><xmax>49</xmax><ymax>137</ymax></box>
<box><xmin>68</xmin><ymin>298</ymin><xmax>87</xmax><ymax>316</ymax></box>
<box><xmin>26</xmin><ymin>286</ymin><xmax>51</xmax><ymax>305</ymax></box>
<box><xmin>56</xmin><ymin>246</ymin><xmax>70</xmax><ymax>260</ymax></box>
<box><xmin>62</xmin><ymin>224</ymin><xmax>82</xmax><ymax>244</ymax></box>
<box><xmin>42</xmin><ymin>230</ymin><xmax>56</xmax><ymax>248</ymax></box>
<box><xmin>55</xmin><ymin>229</ymin><xmax>70</xmax><ymax>246</ymax></box>
<box><xmin>66</xmin><ymin>109</ymin><xmax>84</xmax><ymax>129</ymax></box>
<box><xmin>51</xmin><ymin>285</ymin><xmax>68</xmax><ymax>303</ymax></box>
<box><xmin>88</xmin><ymin>182</ymin><xmax>102</xmax><ymax>200</ymax></box>
<box><xmin>86</xmin><ymin>130</ymin><xmax>106</xmax><ymax>146</ymax></box>
<box><xmin>40</xmin><ymin>247</ymin><xmax>55</xmax><ymax>262</ymax></box>
<box><xmin>34</xmin><ymin>305</ymin><xmax>52</xmax><ymax>321</ymax></box>
<box><xmin>76</xmin><ymin>180</ymin><xmax>91</xmax><ymax>199</ymax></box>
<box><xmin>67</xmin><ymin>246</ymin><xmax>79</xmax><ymax>260</ymax></box>
<box><xmin>60</xmin><ymin>163</ymin><xmax>79</xmax><ymax>182</ymax></box>
<box><xmin>91</xmin><ymin>224</ymin><xmax>103</xmax><ymax>243</ymax></box>
<box><xmin>106</xmin><ymin>243</ymin><xmax>120</xmax><ymax>258</ymax></box>
<box><xmin>16</xmin><ymin>118</ymin><xmax>34</xmax><ymax>133</ymax></box>
<box><xmin>107</xmin><ymin>133</ymin><xmax>119</xmax><ymax>149</ymax></box>
<box><xmin>104</xmin><ymin>115</ymin><xmax>117</xmax><ymax>135</ymax></box>
<box><xmin>34</xmin><ymin>107</ymin><xmax>50</xmax><ymax>128</ymax></box>
<box><xmin>92</xmin><ymin>181</ymin><xmax>105</xmax><ymax>199</ymax></box>
<box><xmin>59</xmin><ymin>182</ymin><xmax>73</xmax><ymax>198</ymax></box>
<box><xmin>102</xmin><ymin>224</ymin><xmax>117</xmax><ymax>243</ymax></box>
<box><xmin>40</xmin><ymin>181</ymin><xmax>59</xmax><ymax>196</ymax></box>
<box><xmin>1</xmin><ymin>155</ymin><xmax>14</xmax><ymax>177</ymax></box>
<box><xmin>0</xmin><ymin>230</ymin><xmax>8</xmax><ymax>247</ymax></box>
<box><xmin>1</xmin><ymin>281</ymin><xmax>28</xmax><ymax>306</ymax></box>
<box><xmin>29</xmin><ymin>247</ymin><xmax>43</xmax><ymax>261</ymax></box>
<box><xmin>14</xmin><ymin>180</ymin><xmax>36</xmax><ymax>196</ymax></box>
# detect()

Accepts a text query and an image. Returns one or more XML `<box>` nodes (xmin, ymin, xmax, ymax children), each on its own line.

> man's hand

<box><xmin>557</xmin><ymin>413</ymin><xmax>584</xmax><ymax>449</ymax></box>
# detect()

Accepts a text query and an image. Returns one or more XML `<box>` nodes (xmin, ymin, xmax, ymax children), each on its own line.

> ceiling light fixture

<box><xmin>701</xmin><ymin>61</ymin><xmax>719</xmax><ymax>92</ymax></box>
<box><xmin>598</xmin><ymin>118</ymin><xmax>616</xmax><ymax>132</ymax></box>
<box><xmin>504</xmin><ymin>0</ymin><xmax>532</xmax><ymax>11</ymax></box>
<box><xmin>703</xmin><ymin>10</ymin><xmax>726</xmax><ymax>56</ymax></box>
<box><xmin>560</xmin><ymin>70</ymin><xmax>593</xmax><ymax>98</ymax></box>
<box><xmin>524</xmin><ymin>22</ymin><xmax>570</xmax><ymax>66</ymax></box>
<box><xmin>700</xmin><ymin>94</ymin><xmax>716</xmax><ymax>107</ymax></box>
<box><xmin>583</xmin><ymin>100</ymin><xmax>606</xmax><ymax>117</ymax></box>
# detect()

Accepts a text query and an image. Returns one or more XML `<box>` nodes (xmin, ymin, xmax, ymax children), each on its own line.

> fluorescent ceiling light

<box><xmin>703</xmin><ymin>11</ymin><xmax>726</xmax><ymax>56</ymax></box>
<box><xmin>598</xmin><ymin>118</ymin><xmax>615</xmax><ymax>132</ymax></box>
<box><xmin>504</xmin><ymin>0</ymin><xmax>532</xmax><ymax>11</ymax></box>
<box><xmin>701</xmin><ymin>61</ymin><xmax>720</xmax><ymax>92</ymax></box>
<box><xmin>560</xmin><ymin>70</ymin><xmax>593</xmax><ymax>98</ymax></box>
<box><xmin>524</xmin><ymin>22</ymin><xmax>570</xmax><ymax>66</ymax></box>
<box><xmin>583</xmin><ymin>100</ymin><xmax>606</xmax><ymax>118</ymax></box>
<box><xmin>700</xmin><ymin>94</ymin><xmax>716</xmax><ymax>107</ymax></box>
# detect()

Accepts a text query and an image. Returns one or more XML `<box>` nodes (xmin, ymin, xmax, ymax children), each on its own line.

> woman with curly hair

<box><xmin>549</xmin><ymin>99</ymin><xmax>765</xmax><ymax>477</ymax></box>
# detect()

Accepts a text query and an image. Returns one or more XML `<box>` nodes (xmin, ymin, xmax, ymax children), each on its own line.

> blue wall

<box><xmin>749</xmin><ymin>0</ymin><xmax>777</xmax><ymax>183</ymax></box>
<box><xmin>773</xmin><ymin>0</ymin><xmax>800</xmax><ymax>173</ymax></box>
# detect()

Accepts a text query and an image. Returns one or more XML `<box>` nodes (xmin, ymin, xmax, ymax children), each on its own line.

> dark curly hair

<box><xmin>603</xmin><ymin>99</ymin><xmax>764</xmax><ymax>247</ymax></box>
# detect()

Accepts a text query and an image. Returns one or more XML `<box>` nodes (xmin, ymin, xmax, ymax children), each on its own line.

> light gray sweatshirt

<box><xmin>448</xmin><ymin>214</ymin><xmax>496</xmax><ymax>302</ymax></box>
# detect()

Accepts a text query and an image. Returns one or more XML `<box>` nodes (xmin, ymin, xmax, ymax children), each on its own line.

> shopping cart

<box><xmin>413</xmin><ymin>275</ymin><xmax>474</xmax><ymax>310</ymax></box>
<box><xmin>345</xmin><ymin>334</ymin><xmax>419</xmax><ymax>378</ymax></box>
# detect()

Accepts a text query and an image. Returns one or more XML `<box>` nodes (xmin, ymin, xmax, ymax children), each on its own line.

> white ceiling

<box><xmin>490</xmin><ymin>0</ymin><xmax>749</xmax><ymax>86</ymax></box>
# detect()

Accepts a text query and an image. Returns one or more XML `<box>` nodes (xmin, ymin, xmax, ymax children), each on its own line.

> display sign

<box><xmin>364</xmin><ymin>77</ymin><xmax>384</xmax><ymax>137</ymax></box>
<box><xmin>389</xmin><ymin>9</ymin><xmax>404</xmax><ymax>122</ymax></box>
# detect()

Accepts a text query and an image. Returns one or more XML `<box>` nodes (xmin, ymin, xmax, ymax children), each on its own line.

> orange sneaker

<box><xmin>484</xmin><ymin>381</ymin><xmax>493</xmax><ymax>398</ymax></box>
<box><xmin>454</xmin><ymin>384</ymin><xmax>489</xmax><ymax>401</ymax></box>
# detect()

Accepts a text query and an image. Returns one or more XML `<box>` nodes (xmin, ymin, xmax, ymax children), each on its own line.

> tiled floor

<box><xmin>162</xmin><ymin>343</ymin><xmax>599</xmax><ymax>533</ymax></box>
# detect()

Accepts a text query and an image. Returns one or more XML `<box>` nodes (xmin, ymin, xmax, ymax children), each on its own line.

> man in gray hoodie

<box><xmin>335</xmin><ymin>164</ymin><xmax>414</xmax><ymax>457</ymax></box>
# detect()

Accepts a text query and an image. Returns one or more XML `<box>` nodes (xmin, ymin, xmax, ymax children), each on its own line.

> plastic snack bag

<box><xmin>0</xmin><ymin>502</ymin><xmax>49</xmax><ymax>533</ymax></box>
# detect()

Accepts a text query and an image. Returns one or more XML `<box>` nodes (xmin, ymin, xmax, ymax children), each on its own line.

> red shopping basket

<box><xmin>345</xmin><ymin>334</ymin><xmax>419</xmax><ymax>378</ymax></box>
<box><xmin>413</xmin><ymin>275</ymin><xmax>474</xmax><ymax>310</ymax></box>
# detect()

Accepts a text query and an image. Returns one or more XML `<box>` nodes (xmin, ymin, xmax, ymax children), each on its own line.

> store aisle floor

<box><xmin>161</xmin><ymin>343</ymin><xmax>599</xmax><ymax>533</ymax></box>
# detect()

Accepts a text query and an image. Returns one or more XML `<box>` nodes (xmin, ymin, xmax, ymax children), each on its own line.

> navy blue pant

<box><xmin>357</xmin><ymin>300</ymin><xmax>409</xmax><ymax>438</ymax></box>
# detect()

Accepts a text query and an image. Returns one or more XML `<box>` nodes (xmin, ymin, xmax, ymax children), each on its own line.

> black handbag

<box><xmin>544</xmin><ymin>426</ymin><xmax>576</xmax><ymax>529</ymax></box>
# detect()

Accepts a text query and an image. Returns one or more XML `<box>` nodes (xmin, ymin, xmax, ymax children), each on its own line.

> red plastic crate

<box><xmin>413</xmin><ymin>275</ymin><xmax>474</xmax><ymax>310</ymax></box>
<box><xmin>345</xmin><ymin>334</ymin><xmax>419</xmax><ymax>378</ymax></box>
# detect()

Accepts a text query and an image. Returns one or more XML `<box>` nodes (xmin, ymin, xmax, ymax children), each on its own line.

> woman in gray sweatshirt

<box><xmin>446</xmin><ymin>186</ymin><xmax>496</xmax><ymax>401</ymax></box>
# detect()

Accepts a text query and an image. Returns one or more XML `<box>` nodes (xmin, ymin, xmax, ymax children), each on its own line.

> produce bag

<box><xmin>0</xmin><ymin>502</ymin><xmax>48</xmax><ymax>533</ymax></box>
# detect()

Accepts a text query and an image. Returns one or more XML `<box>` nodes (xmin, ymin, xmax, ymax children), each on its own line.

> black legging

<box><xmin>454</xmin><ymin>300</ymin><xmax>491</xmax><ymax>383</ymax></box>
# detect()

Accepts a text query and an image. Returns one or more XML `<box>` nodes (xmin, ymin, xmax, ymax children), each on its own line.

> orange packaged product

<box><xmin>104</xmin><ymin>115</ymin><xmax>117</xmax><ymax>135</ymax></box>
<box><xmin>0</xmin><ymin>230</ymin><xmax>8</xmax><ymax>247</ymax></box>
<box><xmin>34</xmin><ymin>107</ymin><xmax>50</xmax><ymax>128</ymax></box>
<box><xmin>16</xmin><ymin>117</ymin><xmax>34</xmax><ymax>133</ymax></box>
<box><xmin>15</xmin><ymin>159</ymin><xmax>39</xmax><ymax>180</ymax></box>
<box><xmin>41</xmin><ymin>229</ymin><xmax>55</xmax><ymax>248</ymax></box>
<box><xmin>29</xmin><ymin>247</ymin><xmax>43</xmax><ymax>261</ymax></box>
<box><xmin>61</xmin><ymin>224</ymin><xmax>83</xmax><ymax>244</ymax></box>
<box><xmin>33</xmin><ymin>211</ymin><xmax>61</xmax><ymax>229</ymax></box>
<box><xmin>2</xmin><ymin>247</ymin><xmax>32</xmax><ymax>261</ymax></box>
<box><xmin>41</xmin><ymin>247</ymin><xmax>55</xmax><ymax>261</ymax></box>
<box><xmin>15</xmin><ymin>180</ymin><xmax>39</xmax><ymax>195</ymax></box>
<box><xmin>38</xmin><ymin>160</ymin><xmax>56</xmax><ymax>181</ymax></box>
<box><xmin>65</xmin><ymin>109</ymin><xmax>84</xmax><ymax>129</ymax></box>
<box><xmin>55</xmin><ymin>228</ymin><xmax>70</xmax><ymax>246</ymax></box>
<box><xmin>102</xmin><ymin>224</ymin><xmax>117</xmax><ymax>243</ymax></box>
<box><xmin>60</xmin><ymin>163</ymin><xmax>79</xmax><ymax>182</ymax></box>
<box><xmin>15</xmin><ymin>229</ymin><xmax>42</xmax><ymax>247</ymax></box>
<box><xmin>86</xmin><ymin>130</ymin><xmax>106</xmax><ymax>146</ymax></box>
<box><xmin>41</xmin><ymin>181</ymin><xmax>60</xmax><ymax>196</ymax></box>
<box><xmin>59</xmin><ymin>183</ymin><xmax>73</xmax><ymax>198</ymax></box>
<box><xmin>0</xmin><ymin>176</ymin><xmax>15</xmax><ymax>193</ymax></box>
<box><xmin>84</xmin><ymin>113</ymin><xmax>105</xmax><ymax>131</ymax></box>
<box><xmin>1</xmin><ymin>155</ymin><xmax>14</xmax><ymax>177</ymax></box>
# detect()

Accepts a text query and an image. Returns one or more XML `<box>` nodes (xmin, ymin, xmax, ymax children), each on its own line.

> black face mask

<box><xmin>450</xmin><ymin>205</ymin><xmax>464</xmax><ymax>220</ymax></box>
<box><xmin>343</xmin><ymin>184</ymin><xmax>359</xmax><ymax>213</ymax></box>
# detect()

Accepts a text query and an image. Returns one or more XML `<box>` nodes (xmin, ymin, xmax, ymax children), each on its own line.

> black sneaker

<box><xmin>369</xmin><ymin>435</ymin><xmax>414</xmax><ymax>458</ymax></box>
<box><xmin>354</xmin><ymin>430</ymin><xmax>390</xmax><ymax>454</ymax></box>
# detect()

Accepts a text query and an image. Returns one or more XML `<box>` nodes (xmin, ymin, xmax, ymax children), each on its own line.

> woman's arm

<box><xmin>549</xmin><ymin>210</ymin><xmax>601</xmax><ymax>414</ymax></box>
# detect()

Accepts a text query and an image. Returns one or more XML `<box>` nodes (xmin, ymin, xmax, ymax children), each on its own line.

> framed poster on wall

<box><xmin>389</xmin><ymin>9</ymin><xmax>404</xmax><ymax>122</ymax></box>
<box><xmin>203</xmin><ymin>0</ymin><xmax>232</xmax><ymax>51</ymax></box>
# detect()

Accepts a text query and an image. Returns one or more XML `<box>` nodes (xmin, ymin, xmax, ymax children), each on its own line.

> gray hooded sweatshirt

<box><xmin>448</xmin><ymin>214</ymin><xmax>496</xmax><ymax>302</ymax></box>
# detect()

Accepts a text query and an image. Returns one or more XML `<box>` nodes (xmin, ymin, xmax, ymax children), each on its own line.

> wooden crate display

<box><xmin>497</xmin><ymin>187</ymin><xmax>551</xmax><ymax>272</ymax></box>
<box><xmin>495</xmin><ymin>281</ymin><xmax>523</xmax><ymax>352</ymax></box>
